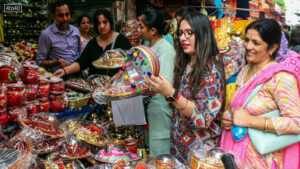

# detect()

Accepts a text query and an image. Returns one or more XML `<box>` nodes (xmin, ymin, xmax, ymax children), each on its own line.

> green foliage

<box><xmin>271</xmin><ymin>0</ymin><xmax>286</xmax><ymax>11</ymax></box>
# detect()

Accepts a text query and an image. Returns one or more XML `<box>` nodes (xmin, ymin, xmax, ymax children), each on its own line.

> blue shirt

<box><xmin>36</xmin><ymin>23</ymin><xmax>81</xmax><ymax>72</ymax></box>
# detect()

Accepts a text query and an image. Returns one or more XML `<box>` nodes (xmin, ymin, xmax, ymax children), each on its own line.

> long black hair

<box><xmin>245</xmin><ymin>19</ymin><xmax>282</xmax><ymax>59</ymax></box>
<box><xmin>174</xmin><ymin>12</ymin><xmax>225</xmax><ymax>99</ymax></box>
<box><xmin>141</xmin><ymin>10</ymin><xmax>169</xmax><ymax>36</ymax></box>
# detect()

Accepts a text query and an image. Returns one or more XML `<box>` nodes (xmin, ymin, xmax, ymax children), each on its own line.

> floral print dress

<box><xmin>233</xmin><ymin>64</ymin><xmax>300</xmax><ymax>169</ymax></box>
<box><xmin>170</xmin><ymin>60</ymin><xmax>224</xmax><ymax>164</ymax></box>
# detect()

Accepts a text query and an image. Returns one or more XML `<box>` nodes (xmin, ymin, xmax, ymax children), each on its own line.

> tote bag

<box><xmin>245</xmin><ymin>83</ymin><xmax>300</xmax><ymax>155</ymax></box>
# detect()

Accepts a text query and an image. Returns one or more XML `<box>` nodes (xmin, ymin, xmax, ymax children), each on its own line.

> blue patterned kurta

<box><xmin>170</xmin><ymin>60</ymin><xmax>224</xmax><ymax>164</ymax></box>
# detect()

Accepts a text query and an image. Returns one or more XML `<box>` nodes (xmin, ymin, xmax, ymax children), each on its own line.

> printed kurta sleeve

<box><xmin>188</xmin><ymin>66</ymin><xmax>224</xmax><ymax>129</ymax></box>
<box><xmin>36</xmin><ymin>32</ymin><xmax>51</xmax><ymax>65</ymax></box>
<box><xmin>269</xmin><ymin>72</ymin><xmax>300</xmax><ymax>135</ymax></box>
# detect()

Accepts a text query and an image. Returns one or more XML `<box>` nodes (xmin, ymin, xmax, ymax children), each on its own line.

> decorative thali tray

<box><xmin>92</xmin><ymin>49</ymin><xmax>126</xmax><ymax>69</ymax></box>
<box><xmin>19</xmin><ymin>114</ymin><xmax>64</xmax><ymax>138</ymax></box>
<box><xmin>65</xmin><ymin>120</ymin><xmax>108</xmax><ymax>147</ymax></box>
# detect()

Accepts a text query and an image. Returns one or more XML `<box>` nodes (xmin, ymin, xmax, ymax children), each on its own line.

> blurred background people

<box><xmin>290</xmin><ymin>24</ymin><xmax>300</xmax><ymax>54</ymax></box>
<box><xmin>77</xmin><ymin>14</ymin><xmax>92</xmax><ymax>52</ymax></box>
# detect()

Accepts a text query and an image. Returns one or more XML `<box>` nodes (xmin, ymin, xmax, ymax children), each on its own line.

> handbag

<box><xmin>244</xmin><ymin>83</ymin><xmax>300</xmax><ymax>155</ymax></box>
<box><xmin>248</xmin><ymin>110</ymin><xmax>300</xmax><ymax>155</ymax></box>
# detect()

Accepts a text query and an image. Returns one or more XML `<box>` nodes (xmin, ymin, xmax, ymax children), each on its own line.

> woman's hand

<box><xmin>53</xmin><ymin>69</ymin><xmax>65</xmax><ymax>77</ymax></box>
<box><xmin>145</xmin><ymin>74</ymin><xmax>174</xmax><ymax>97</ymax></box>
<box><xmin>231</xmin><ymin>109</ymin><xmax>252</xmax><ymax>127</ymax></box>
<box><xmin>222</xmin><ymin>110</ymin><xmax>233</xmax><ymax>130</ymax></box>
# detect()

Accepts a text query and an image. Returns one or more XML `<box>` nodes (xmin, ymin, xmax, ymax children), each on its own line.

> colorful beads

<box><xmin>124</xmin><ymin>57</ymin><xmax>129</xmax><ymax>62</ymax></box>
<box><xmin>138</xmin><ymin>55</ymin><xmax>143</xmax><ymax>59</ymax></box>
<box><xmin>124</xmin><ymin>75</ymin><xmax>129</xmax><ymax>79</ymax></box>
<box><xmin>133</xmin><ymin>52</ymin><xmax>138</xmax><ymax>57</ymax></box>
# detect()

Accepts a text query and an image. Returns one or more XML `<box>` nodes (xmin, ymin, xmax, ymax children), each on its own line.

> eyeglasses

<box><xmin>177</xmin><ymin>29</ymin><xmax>194</xmax><ymax>38</ymax></box>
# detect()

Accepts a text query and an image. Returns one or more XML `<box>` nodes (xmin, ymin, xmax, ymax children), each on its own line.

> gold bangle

<box><xmin>264</xmin><ymin>118</ymin><xmax>269</xmax><ymax>132</ymax></box>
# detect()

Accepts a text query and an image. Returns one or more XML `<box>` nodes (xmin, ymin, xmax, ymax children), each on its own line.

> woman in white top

<box><xmin>77</xmin><ymin>14</ymin><xmax>92</xmax><ymax>52</ymax></box>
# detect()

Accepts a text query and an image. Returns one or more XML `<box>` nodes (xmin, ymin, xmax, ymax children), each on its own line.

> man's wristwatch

<box><xmin>166</xmin><ymin>90</ymin><xmax>179</xmax><ymax>103</ymax></box>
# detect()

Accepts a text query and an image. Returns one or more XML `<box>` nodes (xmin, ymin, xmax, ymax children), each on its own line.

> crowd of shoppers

<box><xmin>35</xmin><ymin>2</ymin><xmax>300</xmax><ymax>168</ymax></box>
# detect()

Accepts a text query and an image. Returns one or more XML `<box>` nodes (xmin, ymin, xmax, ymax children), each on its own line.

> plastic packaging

<box><xmin>34</xmin><ymin>156</ymin><xmax>85</xmax><ymax>169</ymax></box>
<box><xmin>0</xmin><ymin>137</ymin><xmax>34</xmax><ymax>169</ymax></box>
<box><xmin>0</xmin><ymin>108</ymin><xmax>8</xmax><ymax>129</ymax></box>
<box><xmin>7</xmin><ymin>83</ymin><xmax>25</xmax><ymax>106</ymax></box>
<box><xmin>122</xmin><ymin>19</ymin><xmax>142</xmax><ymax>47</ymax></box>
<box><xmin>95</xmin><ymin>143</ymin><xmax>141</xmax><ymax>163</ymax></box>
<box><xmin>50</xmin><ymin>92</ymin><xmax>68</xmax><ymax>113</ymax></box>
<box><xmin>64</xmin><ymin>119</ymin><xmax>108</xmax><ymax>147</ymax></box>
<box><xmin>36</xmin><ymin>97</ymin><xmax>50</xmax><ymax>113</ymax></box>
<box><xmin>19</xmin><ymin>113</ymin><xmax>64</xmax><ymax>138</ymax></box>
<box><xmin>25</xmin><ymin>100</ymin><xmax>37</xmax><ymax>116</ymax></box>
<box><xmin>0</xmin><ymin>85</ymin><xmax>7</xmax><ymax>110</ymax></box>
<box><xmin>231</xmin><ymin>126</ymin><xmax>247</xmax><ymax>142</ymax></box>
<box><xmin>24</xmin><ymin>84</ymin><xmax>38</xmax><ymax>101</ymax></box>
<box><xmin>0</xmin><ymin>65</ymin><xmax>18</xmax><ymax>83</ymax></box>
<box><xmin>33</xmin><ymin>137</ymin><xmax>64</xmax><ymax>154</ymax></box>
<box><xmin>50</xmin><ymin>76</ymin><xmax>65</xmax><ymax>92</ymax></box>
<box><xmin>21</xmin><ymin>64</ymin><xmax>40</xmax><ymax>84</ymax></box>
<box><xmin>37</xmin><ymin>76</ymin><xmax>50</xmax><ymax>98</ymax></box>
<box><xmin>92</xmin><ymin>49</ymin><xmax>126</xmax><ymax>69</ymax></box>
<box><xmin>8</xmin><ymin>106</ymin><xmax>27</xmax><ymax>124</ymax></box>
<box><xmin>60</xmin><ymin>136</ymin><xmax>91</xmax><ymax>159</ymax></box>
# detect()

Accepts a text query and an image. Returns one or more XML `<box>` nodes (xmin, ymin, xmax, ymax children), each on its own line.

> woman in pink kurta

<box><xmin>221</xmin><ymin>19</ymin><xmax>300</xmax><ymax>169</ymax></box>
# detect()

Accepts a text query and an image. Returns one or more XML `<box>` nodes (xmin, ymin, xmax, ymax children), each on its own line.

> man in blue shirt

<box><xmin>36</xmin><ymin>2</ymin><xmax>80</xmax><ymax>73</ymax></box>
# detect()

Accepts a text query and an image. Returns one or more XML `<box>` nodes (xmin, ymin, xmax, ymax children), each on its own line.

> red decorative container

<box><xmin>25</xmin><ymin>84</ymin><xmax>38</xmax><ymax>101</ymax></box>
<box><xmin>0</xmin><ymin>108</ymin><xmax>8</xmax><ymax>129</ymax></box>
<box><xmin>38</xmin><ymin>77</ymin><xmax>50</xmax><ymax>98</ymax></box>
<box><xmin>0</xmin><ymin>86</ymin><xmax>7</xmax><ymax>110</ymax></box>
<box><xmin>50</xmin><ymin>76</ymin><xmax>64</xmax><ymax>92</ymax></box>
<box><xmin>8</xmin><ymin>106</ymin><xmax>27</xmax><ymax>123</ymax></box>
<box><xmin>37</xmin><ymin>98</ymin><xmax>50</xmax><ymax>113</ymax></box>
<box><xmin>50</xmin><ymin>92</ymin><xmax>67</xmax><ymax>113</ymax></box>
<box><xmin>26</xmin><ymin>101</ymin><xmax>37</xmax><ymax>116</ymax></box>
<box><xmin>7</xmin><ymin>83</ymin><xmax>25</xmax><ymax>106</ymax></box>
<box><xmin>0</xmin><ymin>65</ymin><xmax>18</xmax><ymax>83</ymax></box>
<box><xmin>21</xmin><ymin>64</ymin><xmax>40</xmax><ymax>84</ymax></box>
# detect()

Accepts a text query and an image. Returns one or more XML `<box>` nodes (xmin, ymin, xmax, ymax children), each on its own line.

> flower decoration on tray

<box><xmin>92</xmin><ymin>49</ymin><xmax>126</xmax><ymax>69</ymax></box>
<box><xmin>92</xmin><ymin>45</ymin><xmax>159</xmax><ymax>104</ymax></box>
<box><xmin>65</xmin><ymin>119</ymin><xmax>108</xmax><ymax>147</ymax></box>
<box><xmin>19</xmin><ymin>113</ymin><xmax>65</xmax><ymax>138</ymax></box>
<box><xmin>95</xmin><ymin>143</ymin><xmax>141</xmax><ymax>163</ymax></box>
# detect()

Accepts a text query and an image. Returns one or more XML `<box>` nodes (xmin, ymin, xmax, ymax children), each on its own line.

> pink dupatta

<box><xmin>220</xmin><ymin>51</ymin><xmax>300</xmax><ymax>169</ymax></box>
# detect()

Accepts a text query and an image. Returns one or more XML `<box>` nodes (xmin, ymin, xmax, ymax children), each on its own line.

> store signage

<box><xmin>4</xmin><ymin>4</ymin><xmax>22</xmax><ymax>12</ymax></box>
<box><xmin>274</xmin><ymin>4</ymin><xmax>281</xmax><ymax>14</ymax></box>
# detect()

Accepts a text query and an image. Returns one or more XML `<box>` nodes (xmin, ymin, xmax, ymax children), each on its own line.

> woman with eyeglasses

<box><xmin>54</xmin><ymin>8</ymin><xmax>132</xmax><ymax>78</ymax></box>
<box><xmin>138</xmin><ymin>10</ymin><xmax>176</xmax><ymax>157</ymax></box>
<box><xmin>145</xmin><ymin>12</ymin><xmax>225</xmax><ymax>163</ymax></box>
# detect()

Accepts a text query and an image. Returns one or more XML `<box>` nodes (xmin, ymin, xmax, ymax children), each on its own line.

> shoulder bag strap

<box><xmin>111</xmin><ymin>32</ymin><xmax>119</xmax><ymax>50</ymax></box>
<box><xmin>241</xmin><ymin>83</ymin><xmax>264</xmax><ymax>109</ymax></box>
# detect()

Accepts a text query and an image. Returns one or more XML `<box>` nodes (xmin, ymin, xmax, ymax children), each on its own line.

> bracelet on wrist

<box><xmin>63</xmin><ymin>68</ymin><xmax>67</xmax><ymax>76</ymax></box>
